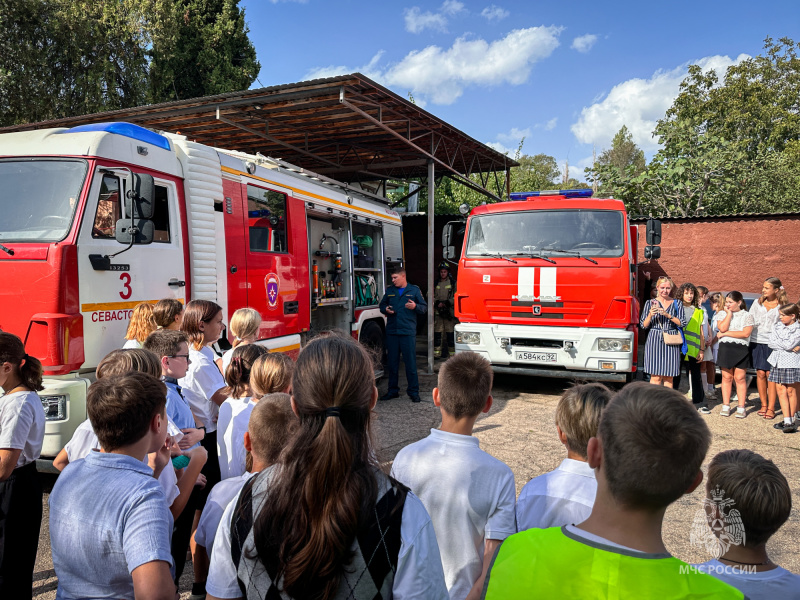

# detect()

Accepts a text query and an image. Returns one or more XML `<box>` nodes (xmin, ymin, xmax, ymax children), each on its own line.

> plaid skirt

<box><xmin>769</xmin><ymin>368</ymin><xmax>800</xmax><ymax>384</ymax></box>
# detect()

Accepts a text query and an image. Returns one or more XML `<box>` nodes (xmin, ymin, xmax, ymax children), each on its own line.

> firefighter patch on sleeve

<box><xmin>266</xmin><ymin>273</ymin><xmax>280</xmax><ymax>310</ymax></box>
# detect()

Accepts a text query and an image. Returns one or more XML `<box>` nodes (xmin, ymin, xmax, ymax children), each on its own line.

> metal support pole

<box><xmin>427</xmin><ymin>159</ymin><xmax>435</xmax><ymax>375</ymax></box>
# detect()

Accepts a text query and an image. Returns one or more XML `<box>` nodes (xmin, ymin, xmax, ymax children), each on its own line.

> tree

<box><xmin>597</xmin><ymin>126</ymin><xmax>645</xmax><ymax>176</ymax></box>
<box><xmin>149</xmin><ymin>0</ymin><xmax>260</xmax><ymax>102</ymax></box>
<box><xmin>0</xmin><ymin>0</ymin><xmax>260</xmax><ymax>126</ymax></box>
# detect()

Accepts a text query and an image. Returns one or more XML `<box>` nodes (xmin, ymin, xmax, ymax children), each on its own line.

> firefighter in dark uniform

<box><xmin>434</xmin><ymin>261</ymin><xmax>457</xmax><ymax>359</ymax></box>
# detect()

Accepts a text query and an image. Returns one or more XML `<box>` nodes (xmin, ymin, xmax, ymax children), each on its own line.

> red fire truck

<box><xmin>443</xmin><ymin>189</ymin><xmax>647</xmax><ymax>382</ymax></box>
<box><xmin>0</xmin><ymin>122</ymin><xmax>401</xmax><ymax>458</ymax></box>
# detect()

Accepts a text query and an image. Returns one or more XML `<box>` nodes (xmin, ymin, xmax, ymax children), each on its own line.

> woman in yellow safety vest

<box><xmin>674</xmin><ymin>282</ymin><xmax>710</xmax><ymax>413</ymax></box>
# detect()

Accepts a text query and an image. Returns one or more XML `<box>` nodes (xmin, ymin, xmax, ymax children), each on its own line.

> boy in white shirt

<box><xmin>390</xmin><ymin>351</ymin><xmax>516</xmax><ymax>600</ymax></box>
<box><xmin>516</xmin><ymin>383</ymin><xmax>611</xmax><ymax>531</ymax></box>
<box><xmin>192</xmin><ymin>393</ymin><xmax>295</xmax><ymax>599</ymax></box>
<box><xmin>693</xmin><ymin>449</ymin><xmax>800</xmax><ymax>599</ymax></box>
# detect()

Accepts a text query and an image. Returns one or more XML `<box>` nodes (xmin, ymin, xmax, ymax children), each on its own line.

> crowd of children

<box><xmin>2</xmin><ymin>291</ymin><xmax>800</xmax><ymax>599</ymax></box>
<box><xmin>642</xmin><ymin>276</ymin><xmax>800</xmax><ymax>431</ymax></box>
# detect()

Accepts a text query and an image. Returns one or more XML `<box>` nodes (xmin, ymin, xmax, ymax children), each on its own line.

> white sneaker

<box><xmin>720</xmin><ymin>405</ymin><xmax>731</xmax><ymax>417</ymax></box>
<box><xmin>735</xmin><ymin>407</ymin><xmax>747</xmax><ymax>419</ymax></box>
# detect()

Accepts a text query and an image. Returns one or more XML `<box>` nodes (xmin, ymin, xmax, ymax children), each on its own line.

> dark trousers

<box><xmin>199</xmin><ymin>430</ymin><xmax>221</xmax><ymax>505</ymax></box>
<box><xmin>386</xmin><ymin>334</ymin><xmax>419</xmax><ymax>396</ymax></box>
<box><xmin>171</xmin><ymin>483</ymin><xmax>203</xmax><ymax>582</ymax></box>
<box><xmin>0</xmin><ymin>462</ymin><xmax>42</xmax><ymax>600</ymax></box>
<box><xmin>675</xmin><ymin>354</ymin><xmax>705</xmax><ymax>404</ymax></box>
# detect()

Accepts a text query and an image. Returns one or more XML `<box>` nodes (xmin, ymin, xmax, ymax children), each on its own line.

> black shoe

<box><xmin>380</xmin><ymin>393</ymin><xmax>399</xmax><ymax>402</ymax></box>
<box><xmin>774</xmin><ymin>421</ymin><xmax>790</xmax><ymax>430</ymax></box>
<box><xmin>784</xmin><ymin>424</ymin><xmax>798</xmax><ymax>433</ymax></box>
<box><xmin>409</xmin><ymin>395</ymin><xmax>421</xmax><ymax>403</ymax></box>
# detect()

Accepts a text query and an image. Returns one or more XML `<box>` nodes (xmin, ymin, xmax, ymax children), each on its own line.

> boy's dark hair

<box><xmin>153</xmin><ymin>298</ymin><xmax>184</xmax><ymax>328</ymax></box>
<box><xmin>142</xmin><ymin>329</ymin><xmax>189</xmax><ymax>359</ymax></box>
<box><xmin>96</xmin><ymin>348</ymin><xmax>161</xmax><ymax>379</ymax></box>
<box><xmin>437</xmin><ymin>351</ymin><xmax>493</xmax><ymax>419</ymax></box>
<box><xmin>707</xmin><ymin>449</ymin><xmax>791</xmax><ymax>547</ymax></box>
<box><xmin>392</xmin><ymin>267</ymin><xmax>406</xmax><ymax>276</ymax></box>
<box><xmin>249</xmin><ymin>393</ymin><xmax>296</xmax><ymax>465</ymax></box>
<box><xmin>599</xmin><ymin>382</ymin><xmax>710</xmax><ymax>510</ymax></box>
<box><xmin>87</xmin><ymin>372</ymin><xmax>166</xmax><ymax>451</ymax></box>
<box><xmin>555</xmin><ymin>383</ymin><xmax>612</xmax><ymax>458</ymax></box>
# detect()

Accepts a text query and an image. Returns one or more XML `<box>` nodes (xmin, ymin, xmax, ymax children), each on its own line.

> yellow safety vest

<box><xmin>482</xmin><ymin>527</ymin><xmax>744</xmax><ymax>600</ymax></box>
<box><xmin>683</xmin><ymin>306</ymin><xmax>704</xmax><ymax>360</ymax></box>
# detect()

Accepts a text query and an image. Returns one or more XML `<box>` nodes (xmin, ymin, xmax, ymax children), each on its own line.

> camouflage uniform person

<box><xmin>434</xmin><ymin>262</ymin><xmax>457</xmax><ymax>359</ymax></box>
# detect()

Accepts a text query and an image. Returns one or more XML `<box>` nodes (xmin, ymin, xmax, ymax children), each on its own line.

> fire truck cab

<box><xmin>444</xmin><ymin>189</ymin><xmax>640</xmax><ymax>382</ymax></box>
<box><xmin>0</xmin><ymin>122</ymin><xmax>401</xmax><ymax>459</ymax></box>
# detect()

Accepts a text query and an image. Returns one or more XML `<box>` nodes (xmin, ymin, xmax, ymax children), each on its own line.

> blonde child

<box><xmin>180</xmin><ymin>299</ymin><xmax>227</xmax><ymax>494</ymax></box>
<box><xmin>217</xmin><ymin>344</ymin><xmax>269</xmax><ymax>479</ymax></box>
<box><xmin>219</xmin><ymin>307</ymin><xmax>262</xmax><ymax>374</ymax></box>
<box><xmin>153</xmin><ymin>298</ymin><xmax>184</xmax><ymax>330</ymax></box>
<box><xmin>251</xmin><ymin>351</ymin><xmax>294</xmax><ymax>397</ymax></box>
<box><xmin>0</xmin><ymin>332</ymin><xmax>45</xmax><ymax>598</ymax></box>
<box><xmin>123</xmin><ymin>302</ymin><xmax>157</xmax><ymax>349</ymax></box>
<box><xmin>192</xmin><ymin>393</ymin><xmax>296</xmax><ymax>598</ymax></box>
<box><xmin>717</xmin><ymin>292</ymin><xmax>755</xmax><ymax>418</ymax></box>
<box><xmin>769</xmin><ymin>304</ymin><xmax>800</xmax><ymax>433</ymax></box>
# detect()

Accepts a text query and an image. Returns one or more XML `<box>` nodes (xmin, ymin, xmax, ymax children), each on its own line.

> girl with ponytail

<box><xmin>218</xmin><ymin>344</ymin><xmax>269</xmax><ymax>479</ymax></box>
<box><xmin>0</xmin><ymin>332</ymin><xmax>46</xmax><ymax>598</ymax></box>
<box><xmin>206</xmin><ymin>333</ymin><xmax>448</xmax><ymax>600</ymax></box>
<box><xmin>750</xmin><ymin>277</ymin><xmax>788</xmax><ymax>419</ymax></box>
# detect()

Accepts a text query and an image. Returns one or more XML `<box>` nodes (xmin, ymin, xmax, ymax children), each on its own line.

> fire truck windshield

<box><xmin>465</xmin><ymin>209</ymin><xmax>624</xmax><ymax>258</ymax></box>
<box><xmin>0</xmin><ymin>159</ymin><xmax>88</xmax><ymax>243</ymax></box>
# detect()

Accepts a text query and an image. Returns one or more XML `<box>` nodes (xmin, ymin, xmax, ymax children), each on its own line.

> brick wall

<box><xmin>635</xmin><ymin>215</ymin><xmax>800</xmax><ymax>300</ymax></box>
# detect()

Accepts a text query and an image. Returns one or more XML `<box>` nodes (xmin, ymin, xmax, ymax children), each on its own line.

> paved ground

<box><xmin>32</xmin><ymin>358</ymin><xmax>800</xmax><ymax>598</ymax></box>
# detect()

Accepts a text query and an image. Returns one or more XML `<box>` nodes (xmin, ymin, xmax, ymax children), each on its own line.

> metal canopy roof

<box><xmin>0</xmin><ymin>73</ymin><xmax>516</xmax><ymax>200</ymax></box>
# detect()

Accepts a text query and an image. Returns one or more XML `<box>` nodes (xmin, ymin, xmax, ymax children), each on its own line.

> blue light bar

<box><xmin>509</xmin><ymin>188</ymin><xmax>594</xmax><ymax>200</ymax></box>
<box><xmin>58</xmin><ymin>122</ymin><xmax>171</xmax><ymax>151</ymax></box>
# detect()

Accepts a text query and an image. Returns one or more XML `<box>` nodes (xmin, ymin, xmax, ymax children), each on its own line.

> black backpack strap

<box><xmin>231</xmin><ymin>474</ymin><xmax>259</xmax><ymax>597</ymax></box>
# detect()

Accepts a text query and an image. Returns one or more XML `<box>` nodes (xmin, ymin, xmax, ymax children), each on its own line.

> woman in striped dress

<box><xmin>640</xmin><ymin>276</ymin><xmax>689</xmax><ymax>387</ymax></box>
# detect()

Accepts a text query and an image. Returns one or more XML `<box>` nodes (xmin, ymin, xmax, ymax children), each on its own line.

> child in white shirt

<box><xmin>516</xmin><ymin>383</ymin><xmax>612</xmax><ymax>531</ymax></box>
<box><xmin>694</xmin><ymin>449</ymin><xmax>800</xmax><ymax>599</ymax></box>
<box><xmin>391</xmin><ymin>351</ymin><xmax>516</xmax><ymax>600</ymax></box>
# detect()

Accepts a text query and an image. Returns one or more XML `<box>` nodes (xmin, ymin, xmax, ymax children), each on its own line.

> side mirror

<box><xmin>124</xmin><ymin>173</ymin><xmax>155</xmax><ymax>220</ymax></box>
<box><xmin>646</xmin><ymin>218</ymin><xmax>661</xmax><ymax>245</ymax></box>
<box><xmin>644</xmin><ymin>245</ymin><xmax>661</xmax><ymax>260</ymax></box>
<box><xmin>444</xmin><ymin>246</ymin><xmax>455</xmax><ymax>260</ymax></box>
<box><xmin>116</xmin><ymin>219</ymin><xmax>155</xmax><ymax>245</ymax></box>
<box><xmin>442</xmin><ymin>222</ymin><xmax>454</xmax><ymax>247</ymax></box>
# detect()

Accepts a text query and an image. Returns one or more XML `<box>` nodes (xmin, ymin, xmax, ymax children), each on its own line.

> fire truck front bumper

<box><xmin>453</xmin><ymin>323</ymin><xmax>634</xmax><ymax>382</ymax></box>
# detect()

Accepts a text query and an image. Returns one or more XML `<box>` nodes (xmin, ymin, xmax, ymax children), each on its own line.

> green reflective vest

<box><xmin>683</xmin><ymin>306</ymin><xmax>705</xmax><ymax>360</ymax></box>
<box><xmin>482</xmin><ymin>527</ymin><xmax>744</xmax><ymax>600</ymax></box>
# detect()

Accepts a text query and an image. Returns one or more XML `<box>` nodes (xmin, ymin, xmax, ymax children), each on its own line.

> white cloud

<box><xmin>404</xmin><ymin>1</ymin><xmax>465</xmax><ymax>33</ymax></box>
<box><xmin>404</xmin><ymin>7</ymin><xmax>448</xmax><ymax>33</ymax></box>
<box><xmin>486</xmin><ymin>127</ymin><xmax>531</xmax><ymax>156</ymax></box>
<box><xmin>304</xmin><ymin>26</ymin><xmax>562</xmax><ymax>106</ymax></box>
<box><xmin>303</xmin><ymin>51</ymin><xmax>384</xmax><ymax>81</ymax></box>
<box><xmin>544</xmin><ymin>117</ymin><xmax>557</xmax><ymax>131</ymax></box>
<box><xmin>571</xmin><ymin>34</ymin><xmax>597</xmax><ymax>53</ymax></box>
<box><xmin>441</xmin><ymin>0</ymin><xmax>466</xmax><ymax>15</ymax></box>
<box><xmin>385</xmin><ymin>26</ymin><xmax>563</xmax><ymax>104</ymax></box>
<box><xmin>486</xmin><ymin>141</ymin><xmax>515</xmax><ymax>155</ymax></box>
<box><xmin>481</xmin><ymin>5</ymin><xmax>509</xmax><ymax>21</ymax></box>
<box><xmin>571</xmin><ymin>54</ymin><xmax>749</xmax><ymax>152</ymax></box>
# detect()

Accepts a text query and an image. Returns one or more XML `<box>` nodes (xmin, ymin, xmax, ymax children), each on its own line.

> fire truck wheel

<box><xmin>359</xmin><ymin>320</ymin><xmax>385</xmax><ymax>366</ymax></box>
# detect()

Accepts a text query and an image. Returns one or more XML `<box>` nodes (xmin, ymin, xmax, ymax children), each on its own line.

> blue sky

<box><xmin>240</xmin><ymin>0</ymin><xmax>798</xmax><ymax>181</ymax></box>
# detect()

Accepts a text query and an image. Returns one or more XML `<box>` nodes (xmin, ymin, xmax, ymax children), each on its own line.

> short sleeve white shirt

<box><xmin>516</xmin><ymin>458</ymin><xmax>597</xmax><ymax>531</ymax></box>
<box><xmin>122</xmin><ymin>339</ymin><xmax>141</xmax><ymax>349</ymax></box>
<box><xmin>0</xmin><ymin>390</ymin><xmax>45</xmax><ymax>467</ymax></box>
<box><xmin>720</xmin><ymin>310</ymin><xmax>756</xmax><ymax>346</ymax></box>
<box><xmin>179</xmin><ymin>346</ymin><xmax>225</xmax><ymax>432</ymax></box>
<box><xmin>221</xmin><ymin>348</ymin><xmax>234</xmax><ymax>378</ymax></box>
<box><xmin>206</xmin><ymin>483</ymin><xmax>448</xmax><ymax>600</ymax></box>
<box><xmin>217</xmin><ymin>397</ymin><xmax>255</xmax><ymax>480</ymax></box>
<box><xmin>750</xmin><ymin>301</ymin><xmax>782</xmax><ymax>345</ymax></box>
<box><xmin>694</xmin><ymin>560</ymin><xmax>800</xmax><ymax>599</ymax></box>
<box><xmin>195</xmin><ymin>472</ymin><xmax>255</xmax><ymax>552</ymax></box>
<box><xmin>390</xmin><ymin>429</ymin><xmax>517</xmax><ymax>600</ymax></box>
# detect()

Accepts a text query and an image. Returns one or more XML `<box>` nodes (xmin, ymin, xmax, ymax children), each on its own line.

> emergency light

<box><xmin>58</xmin><ymin>122</ymin><xmax>172</xmax><ymax>151</ymax></box>
<box><xmin>508</xmin><ymin>189</ymin><xmax>594</xmax><ymax>201</ymax></box>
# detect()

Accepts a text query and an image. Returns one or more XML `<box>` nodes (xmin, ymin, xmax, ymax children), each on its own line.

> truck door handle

<box><xmin>284</xmin><ymin>301</ymin><xmax>299</xmax><ymax>315</ymax></box>
<box><xmin>168</xmin><ymin>279</ymin><xmax>186</xmax><ymax>287</ymax></box>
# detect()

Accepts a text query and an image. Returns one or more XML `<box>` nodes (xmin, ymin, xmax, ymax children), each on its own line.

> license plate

<box><xmin>515</xmin><ymin>351</ymin><xmax>557</xmax><ymax>362</ymax></box>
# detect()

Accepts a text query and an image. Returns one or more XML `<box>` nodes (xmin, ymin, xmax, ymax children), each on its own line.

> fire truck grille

<box><xmin>510</xmin><ymin>338</ymin><xmax>563</xmax><ymax>349</ymax></box>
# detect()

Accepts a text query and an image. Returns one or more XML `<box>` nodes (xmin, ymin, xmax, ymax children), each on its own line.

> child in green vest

<box><xmin>481</xmin><ymin>383</ymin><xmax>743</xmax><ymax>600</ymax></box>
